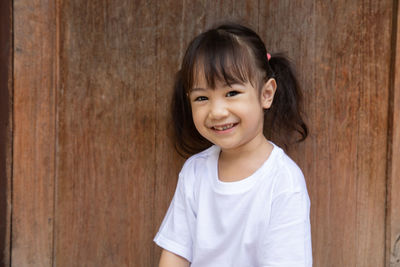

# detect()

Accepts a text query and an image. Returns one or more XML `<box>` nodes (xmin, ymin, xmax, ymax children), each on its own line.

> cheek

<box><xmin>236</xmin><ymin>99</ymin><xmax>265</xmax><ymax>125</ymax></box>
<box><xmin>234</xmin><ymin>99</ymin><xmax>262</xmax><ymax>116</ymax></box>
<box><xmin>191</xmin><ymin>106</ymin><xmax>204</xmax><ymax>129</ymax></box>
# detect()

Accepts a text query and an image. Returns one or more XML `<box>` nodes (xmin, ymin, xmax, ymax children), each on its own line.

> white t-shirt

<box><xmin>154</xmin><ymin>144</ymin><xmax>312</xmax><ymax>267</ymax></box>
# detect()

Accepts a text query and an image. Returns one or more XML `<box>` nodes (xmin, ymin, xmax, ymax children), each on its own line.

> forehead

<box><xmin>190</xmin><ymin>55</ymin><xmax>253</xmax><ymax>90</ymax></box>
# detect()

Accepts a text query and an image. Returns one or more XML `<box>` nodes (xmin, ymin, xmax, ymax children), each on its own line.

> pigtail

<box><xmin>265</xmin><ymin>53</ymin><xmax>308</xmax><ymax>148</ymax></box>
<box><xmin>171</xmin><ymin>71</ymin><xmax>212</xmax><ymax>157</ymax></box>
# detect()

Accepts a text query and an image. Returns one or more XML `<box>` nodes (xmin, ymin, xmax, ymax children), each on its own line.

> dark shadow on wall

<box><xmin>0</xmin><ymin>0</ymin><xmax>12</xmax><ymax>266</ymax></box>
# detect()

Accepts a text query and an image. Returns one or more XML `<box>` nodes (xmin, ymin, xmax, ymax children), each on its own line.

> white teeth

<box><xmin>214</xmin><ymin>123</ymin><xmax>234</xmax><ymax>131</ymax></box>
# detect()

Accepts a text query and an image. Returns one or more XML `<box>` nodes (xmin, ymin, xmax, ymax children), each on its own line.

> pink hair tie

<box><xmin>267</xmin><ymin>53</ymin><xmax>271</xmax><ymax>61</ymax></box>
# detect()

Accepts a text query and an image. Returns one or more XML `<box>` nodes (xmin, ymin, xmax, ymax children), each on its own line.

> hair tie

<box><xmin>267</xmin><ymin>53</ymin><xmax>271</xmax><ymax>61</ymax></box>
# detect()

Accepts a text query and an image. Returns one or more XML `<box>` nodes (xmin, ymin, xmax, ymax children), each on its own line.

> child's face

<box><xmin>189</xmin><ymin>74</ymin><xmax>276</xmax><ymax>152</ymax></box>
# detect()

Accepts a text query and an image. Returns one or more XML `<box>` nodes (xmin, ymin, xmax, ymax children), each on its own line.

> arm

<box><xmin>159</xmin><ymin>249</ymin><xmax>190</xmax><ymax>267</ymax></box>
<box><xmin>155</xmin><ymin>167</ymin><xmax>195</xmax><ymax>266</ymax></box>
<box><xmin>260</xmin><ymin>191</ymin><xmax>312</xmax><ymax>266</ymax></box>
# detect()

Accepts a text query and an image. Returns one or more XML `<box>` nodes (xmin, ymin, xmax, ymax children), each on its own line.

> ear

<box><xmin>260</xmin><ymin>78</ymin><xmax>277</xmax><ymax>109</ymax></box>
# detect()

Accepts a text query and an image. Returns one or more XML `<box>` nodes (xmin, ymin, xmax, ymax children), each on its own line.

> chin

<box><xmin>214</xmin><ymin>142</ymin><xmax>242</xmax><ymax>151</ymax></box>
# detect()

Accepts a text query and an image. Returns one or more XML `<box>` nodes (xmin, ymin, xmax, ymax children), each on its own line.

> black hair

<box><xmin>171</xmin><ymin>23</ymin><xmax>308</xmax><ymax>157</ymax></box>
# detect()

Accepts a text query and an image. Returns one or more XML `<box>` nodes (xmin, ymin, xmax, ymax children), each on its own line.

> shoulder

<box><xmin>181</xmin><ymin>145</ymin><xmax>218</xmax><ymax>174</ymax></box>
<box><xmin>178</xmin><ymin>145</ymin><xmax>218</xmax><ymax>188</ymax></box>
<box><xmin>270</xmin><ymin>145</ymin><xmax>308</xmax><ymax>197</ymax></box>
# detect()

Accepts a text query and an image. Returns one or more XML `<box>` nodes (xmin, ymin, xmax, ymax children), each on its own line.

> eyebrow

<box><xmin>190</xmin><ymin>82</ymin><xmax>246</xmax><ymax>93</ymax></box>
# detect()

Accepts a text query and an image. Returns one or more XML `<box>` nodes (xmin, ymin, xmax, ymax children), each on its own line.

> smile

<box><xmin>211</xmin><ymin>123</ymin><xmax>238</xmax><ymax>131</ymax></box>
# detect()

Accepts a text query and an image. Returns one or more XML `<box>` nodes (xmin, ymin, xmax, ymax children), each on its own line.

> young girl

<box><xmin>154</xmin><ymin>23</ymin><xmax>312</xmax><ymax>267</ymax></box>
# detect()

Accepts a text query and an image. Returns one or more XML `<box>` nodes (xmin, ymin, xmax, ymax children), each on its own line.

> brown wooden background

<box><xmin>1</xmin><ymin>0</ymin><xmax>399</xmax><ymax>266</ymax></box>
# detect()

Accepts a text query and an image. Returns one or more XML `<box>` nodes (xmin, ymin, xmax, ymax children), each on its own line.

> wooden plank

<box><xmin>12</xmin><ymin>0</ymin><xmax>56</xmax><ymax>266</ymax></box>
<box><xmin>388</xmin><ymin>1</ymin><xmax>400</xmax><ymax>265</ymax></box>
<box><xmin>153</xmin><ymin>0</ymin><xmax>260</xmax><ymax>264</ymax></box>
<box><xmin>260</xmin><ymin>1</ymin><xmax>392</xmax><ymax>266</ymax></box>
<box><xmin>54</xmin><ymin>1</ymin><xmax>157</xmax><ymax>265</ymax></box>
<box><xmin>0</xmin><ymin>0</ymin><xmax>12</xmax><ymax>265</ymax></box>
<box><xmin>153</xmin><ymin>1</ymin><xmax>186</xmax><ymax>264</ymax></box>
<box><xmin>352</xmin><ymin>2</ymin><xmax>391</xmax><ymax>266</ymax></box>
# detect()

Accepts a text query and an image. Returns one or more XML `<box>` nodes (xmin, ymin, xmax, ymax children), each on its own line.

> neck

<box><xmin>217</xmin><ymin>134</ymin><xmax>273</xmax><ymax>182</ymax></box>
<box><xmin>219</xmin><ymin>134</ymin><xmax>270</xmax><ymax>161</ymax></box>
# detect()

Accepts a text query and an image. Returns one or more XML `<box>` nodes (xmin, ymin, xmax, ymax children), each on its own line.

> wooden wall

<box><xmin>1</xmin><ymin>0</ymin><xmax>399</xmax><ymax>266</ymax></box>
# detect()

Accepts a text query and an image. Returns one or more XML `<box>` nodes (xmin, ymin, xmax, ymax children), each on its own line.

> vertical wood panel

<box><xmin>12</xmin><ymin>0</ymin><xmax>56</xmax><ymax>266</ymax></box>
<box><xmin>55</xmin><ymin>1</ymin><xmax>157</xmax><ymax>266</ymax></box>
<box><xmin>0</xmin><ymin>0</ymin><xmax>12</xmax><ymax>265</ymax></box>
<box><xmin>388</xmin><ymin>1</ymin><xmax>400</xmax><ymax>265</ymax></box>
<box><xmin>153</xmin><ymin>1</ymin><xmax>187</xmax><ymax>264</ymax></box>
<box><xmin>261</xmin><ymin>1</ymin><xmax>392</xmax><ymax>266</ymax></box>
<box><xmin>352</xmin><ymin>2</ymin><xmax>391</xmax><ymax>265</ymax></box>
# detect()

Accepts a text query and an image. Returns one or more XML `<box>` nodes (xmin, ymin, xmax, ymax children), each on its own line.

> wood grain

<box><xmin>55</xmin><ymin>1</ymin><xmax>157</xmax><ymax>266</ymax></box>
<box><xmin>388</xmin><ymin>1</ymin><xmax>400</xmax><ymax>266</ymax></box>
<box><xmin>7</xmin><ymin>1</ymin><xmax>398</xmax><ymax>266</ymax></box>
<box><xmin>0</xmin><ymin>0</ymin><xmax>12</xmax><ymax>265</ymax></box>
<box><xmin>260</xmin><ymin>1</ymin><xmax>392</xmax><ymax>266</ymax></box>
<box><xmin>153</xmin><ymin>1</ymin><xmax>187</xmax><ymax>264</ymax></box>
<box><xmin>12</xmin><ymin>0</ymin><xmax>57</xmax><ymax>266</ymax></box>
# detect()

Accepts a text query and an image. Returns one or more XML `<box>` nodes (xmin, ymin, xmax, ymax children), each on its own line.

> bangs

<box><xmin>182</xmin><ymin>30</ymin><xmax>258</xmax><ymax>91</ymax></box>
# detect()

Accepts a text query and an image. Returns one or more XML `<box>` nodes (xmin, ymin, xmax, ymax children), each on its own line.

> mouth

<box><xmin>211</xmin><ymin>123</ymin><xmax>238</xmax><ymax>132</ymax></box>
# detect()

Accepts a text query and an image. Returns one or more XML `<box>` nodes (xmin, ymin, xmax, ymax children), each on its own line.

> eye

<box><xmin>194</xmin><ymin>96</ymin><xmax>208</xmax><ymax>102</ymax></box>
<box><xmin>226</xmin><ymin>91</ymin><xmax>240</xmax><ymax>97</ymax></box>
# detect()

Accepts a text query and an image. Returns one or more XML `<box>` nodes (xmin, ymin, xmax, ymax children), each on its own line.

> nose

<box><xmin>209</xmin><ymin>99</ymin><xmax>229</xmax><ymax>120</ymax></box>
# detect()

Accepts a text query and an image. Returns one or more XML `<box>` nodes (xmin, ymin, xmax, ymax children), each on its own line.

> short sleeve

<box><xmin>154</xmin><ymin>172</ymin><xmax>195</xmax><ymax>262</ymax></box>
<box><xmin>259</xmin><ymin>190</ymin><xmax>312</xmax><ymax>267</ymax></box>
